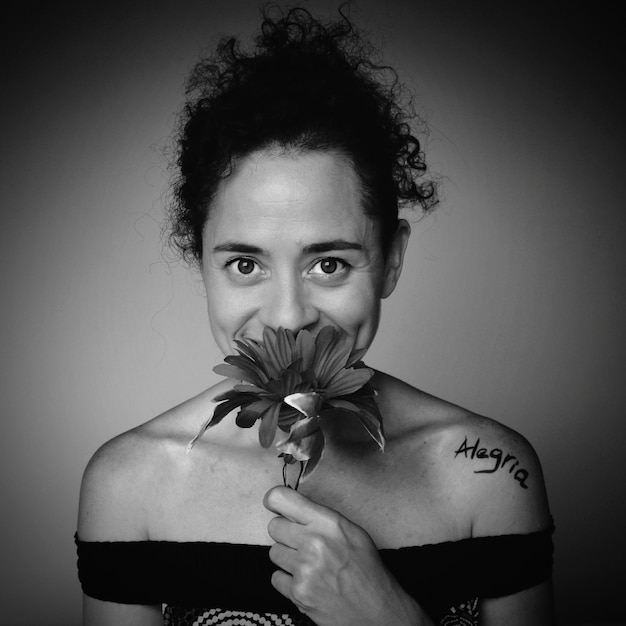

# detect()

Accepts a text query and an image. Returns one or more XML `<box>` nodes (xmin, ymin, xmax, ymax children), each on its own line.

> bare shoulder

<box><xmin>442</xmin><ymin>412</ymin><xmax>552</xmax><ymax>535</ymax></box>
<box><xmin>376</xmin><ymin>372</ymin><xmax>552</xmax><ymax>538</ymax></box>
<box><xmin>77</xmin><ymin>380</ymin><xmax>233</xmax><ymax>541</ymax></box>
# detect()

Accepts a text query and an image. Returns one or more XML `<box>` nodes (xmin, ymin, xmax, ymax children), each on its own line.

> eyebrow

<box><xmin>212</xmin><ymin>242</ymin><xmax>263</xmax><ymax>254</ymax></box>
<box><xmin>304</xmin><ymin>240</ymin><xmax>363</xmax><ymax>254</ymax></box>
<box><xmin>212</xmin><ymin>240</ymin><xmax>364</xmax><ymax>255</ymax></box>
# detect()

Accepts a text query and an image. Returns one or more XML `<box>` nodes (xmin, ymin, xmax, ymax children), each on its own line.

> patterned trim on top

<box><xmin>163</xmin><ymin>606</ymin><xmax>313</xmax><ymax>626</ymax></box>
<box><xmin>440</xmin><ymin>597</ymin><xmax>479</xmax><ymax>626</ymax></box>
<box><xmin>163</xmin><ymin>600</ymin><xmax>478</xmax><ymax>626</ymax></box>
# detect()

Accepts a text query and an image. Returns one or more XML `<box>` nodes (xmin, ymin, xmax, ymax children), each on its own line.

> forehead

<box><xmin>205</xmin><ymin>149</ymin><xmax>377</xmax><ymax>245</ymax></box>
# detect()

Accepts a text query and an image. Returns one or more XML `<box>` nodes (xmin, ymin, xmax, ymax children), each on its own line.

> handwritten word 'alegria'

<box><xmin>454</xmin><ymin>436</ymin><xmax>529</xmax><ymax>489</ymax></box>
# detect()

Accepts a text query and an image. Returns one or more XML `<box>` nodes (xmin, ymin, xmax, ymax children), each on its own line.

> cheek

<box><xmin>324</xmin><ymin>285</ymin><xmax>381</xmax><ymax>330</ymax></box>
<box><xmin>205</xmin><ymin>281</ymin><xmax>259</xmax><ymax>338</ymax></box>
<box><xmin>207</xmin><ymin>293</ymin><xmax>244</xmax><ymax>325</ymax></box>
<box><xmin>349</xmin><ymin>292</ymin><xmax>379</xmax><ymax>320</ymax></box>
<box><xmin>346</xmin><ymin>272</ymin><xmax>385</xmax><ymax>316</ymax></box>
<box><xmin>205</xmin><ymin>280</ymin><xmax>234</xmax><ymax>330</ymax></box>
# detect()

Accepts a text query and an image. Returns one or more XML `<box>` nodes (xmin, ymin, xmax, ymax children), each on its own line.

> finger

<box><xmin>263</xmin><ymin>485</ymin><xmax>328</xmax><ymax>524</ymax></box>
<box><xmin>271</xmin><ymin>570</ymin><xmax>310</xmax><ymax>615</ymax></box>
<box><xmin>267</xmin><ymin>515</ymin><xmax>302</xmax><ymax>548</ymax></box>
<box><xmin>270</xmin><ymin>568</ymin><xmax>293</xmax><ymax>600</ymax></box>
<box><xmin>268</xmin><ymin>542</ymin><xmax>298</xmax><ymax>573</ymax></box>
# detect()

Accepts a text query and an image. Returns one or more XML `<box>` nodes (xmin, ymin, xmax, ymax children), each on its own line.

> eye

<box><xmin>235</xmin><ymin>258</ymin><xmax>255</xmax><ymax>275</ymax></box>
<box><xmin>224</xmin><ymin>257</ymin><xmax>262</xmax><ymax>278</ymax></box>
<box><xmin>310</xmin><ymin>257</ymin><xmax>349</xmax><ymax>278</ymax></box>
<box><xmin>319</xmin><ymin>258</ymin><xmax>338</xmax><ymax>274</ymax></box>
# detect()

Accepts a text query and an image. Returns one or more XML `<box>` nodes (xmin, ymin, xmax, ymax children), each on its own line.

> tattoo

<box><xmin>454</xmin><ymin>436</ymin><xmax>529</xmax><ymax>489</ymax></box>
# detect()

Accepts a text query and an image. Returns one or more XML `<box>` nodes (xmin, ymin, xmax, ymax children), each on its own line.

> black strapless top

<box><xmin>75</xmin><ymin>524</ymin><xmax>554</xmax><ymax>625</ymax></box>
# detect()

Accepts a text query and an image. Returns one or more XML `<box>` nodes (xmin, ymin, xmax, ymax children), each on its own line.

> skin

<box><xmin>78</xmin><ymin>149</ymin><xmax>554</xmax><ymax>625</ymax></box>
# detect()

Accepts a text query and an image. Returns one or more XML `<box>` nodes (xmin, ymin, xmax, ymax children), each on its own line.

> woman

<box><xmin>76</xmin><ymin>7</ymin><xmax>554</xmax><ymax>625</ymax></box>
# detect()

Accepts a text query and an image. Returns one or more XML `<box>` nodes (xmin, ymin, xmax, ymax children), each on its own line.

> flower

<box><xmin>186</xmin><ymin>326</ymin><xmax>384</xmax><ymax>484</ymax></box>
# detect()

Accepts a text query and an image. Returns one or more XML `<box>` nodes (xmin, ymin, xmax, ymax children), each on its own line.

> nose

<box><xmin>258</xmin><ymin>274</ymin><xmax>319</xmax><ymax>334</ymax></box>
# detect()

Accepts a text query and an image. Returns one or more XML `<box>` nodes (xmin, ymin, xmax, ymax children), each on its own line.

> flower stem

<box><xmin>282</xmin><ymin>460</ymin><xmax>306</xmax><ymax>490</ymax></box>
<box><xmin>295</xmin><ymin>461</ymin><xmax>305</xmax><ymax>491</ymax></box>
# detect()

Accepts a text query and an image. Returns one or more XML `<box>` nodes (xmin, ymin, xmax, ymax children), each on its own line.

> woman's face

<box><xmin>202</xmin><ymin>149</ymin><xmax>408</xmax><ymax>355</ymax></box>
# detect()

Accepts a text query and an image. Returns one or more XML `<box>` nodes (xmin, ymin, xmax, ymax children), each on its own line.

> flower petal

<box><xmin>276</xmin><ymin>327</ymin><xmax>297</xmax><ymax>369</ymax></box>
<box><xmin>236</xmin><ymin>409</ymin><xmax>260</xmax><ymax>428</ymax></box>
<box><xmin>232</xmin><ymin>339</ymin><xmax>263</xmax><ymax>364</ymax></box>
<box><xmin>277</xmin><ymin>406</ymin><xmax>301</xmax><ymax>431</ymax></box>
<box><xmin>259</xmin><ymin>327</ymin><xmax>286</xmax><ymax>376</ymax></box>
<box><xmin>236</xmin><ymin>398</ymin><xmax>274</xmax><ymax>428</ymax></box>
<box><xmin>259</xmin><ymin>402</ymin><xmax>281</xmax><ymax>448</ymax></box>
<box><xmin>325</xmin><ymin>397</ymin><xmax>385</xmax><ymax>451</ymax></box>
<box><xmin>212</xmin><ymin>394</ymin><xmax>256</xmax><ymax>424</ymax></box>
<box><xmin>222</xmin><ymin>354</ymin><xmax>268</xmax><ymax>386</ymax></box>
<box><xmin>213</xmin><ymin>388</ymin><xmax>239</xmax><ymax>403</ymax></box>
<box><xmin>233</xmin><ymin>340</ymin><xmax>277</xmax><ymax>380</ymax></box>
<box><xmin>232</xmin><ymin>383</ymin><xmax>267</xmax><ymax>395</ymax></box>
<box><xmin>299</xmin><ymin>368</ymin><xmax>317</xmax><ymax>385</ymax></box>
<box><xmin>265</xmin><ymin>368</ymin><xmax>302</xmax><ymax>398</ymax></box>
<box><xmin>212</xmin><ymin>363</ymin><xmax>249</xmax><ymax>382</ymax></box>
<box><xmin>311</xmin><ymin>326</ymin><xmax>343</xmax><ymax>383</ymax></box>
<box><xmin>301</xmin><ymin>430</ymin><xmax>325</xmax><ymax>479</ymax></box>
<box><xmin>295</xmin><ymin>329</ymin><xmax>315</xmax><ymax>371</ymax></box>
<box><xmin>346</xmin><ymin>347</ymin><xmax>368</xmax><ymax>368</ymax></box>
<box><xmin>275</xmin><ymin>415</ymin><xmax>322</xmax><ymax>460</ymax></box>
<box><xmin>186</xmin><ymin>394</ymin><xmax>253</xmax><ymax>453</ymax></box>
<box><xmin>284</xmin><ymin>392</ymin><xmax>323</xmax><ymax>418</ymax></box>
<box><xmin>279</xmin><ymin>368</ymin><xmax>303</xmax><ymax>394</ymax></box>
<box><xmin>323</xmin><ymin>367</ymin><xmax>373</xmax><ymax>398</ymax></box>
<box><xmin>315</xmin><ymin>332</ymin><xmax>353</xmax><ymax>387</ymax></box>
<box><xmin>356</xmin><ymin>412</ymin><xmax>385</xmax><ymax>451</ymax></box>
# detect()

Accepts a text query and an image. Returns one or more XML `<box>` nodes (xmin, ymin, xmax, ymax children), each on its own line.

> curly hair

<box><xmin>168</xmin><ymin>5</ymin><xmax>437</xmax><ymax>266</ymax></box>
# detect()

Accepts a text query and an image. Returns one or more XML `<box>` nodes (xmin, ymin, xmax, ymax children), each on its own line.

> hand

<box><xmin>263</xmin><ymin>486</ymin><xmax>425</xmax><ymax>626</ymax></box>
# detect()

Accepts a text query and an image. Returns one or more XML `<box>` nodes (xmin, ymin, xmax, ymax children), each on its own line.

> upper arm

<box><xmin>78</xmin><ymin>431</ymin><xmax>163</xmax><ymax>624</ymax></box>
<box><xmin>447</xmin><ymin>418</ymin><xmax>554</xmax><ymax>624</ymax></box>
<box><xmin>78</xmin><ymin>430</ymin><xmax>152</xmax><ymax>541</ymax></box>
<box><xmin>450</xmin><ymin>418</ymin><xmax>552</xmax><ymax>536</ymax></box>
<box><xmin>480</xmin><ymin>579</ymin><xmax>555</xmax><ymax>626</ymax></box>
<box><xmin>83</xmin><ymin>596</ymin><xmax>163</xmax><ymax>626</ymax></box>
